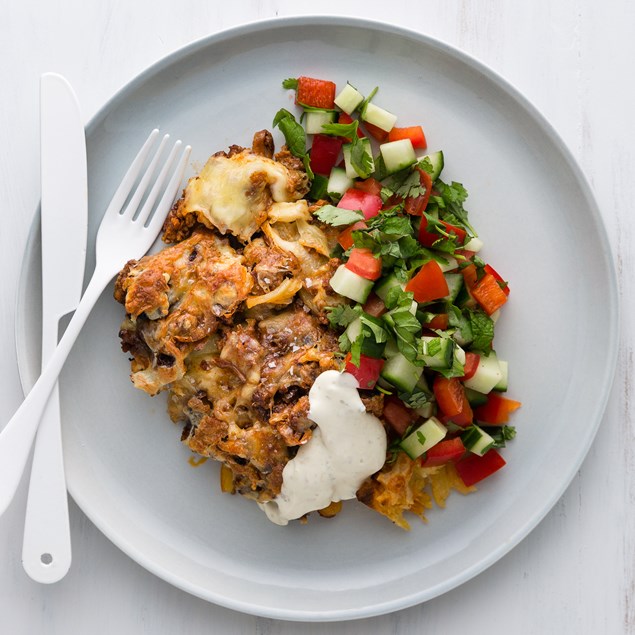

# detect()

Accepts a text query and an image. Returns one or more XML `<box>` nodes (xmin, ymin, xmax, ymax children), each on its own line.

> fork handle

<box><xmin>0</xmin><ymin>266</ymin><xmax>113</xmax><ymax>518</ymax></box>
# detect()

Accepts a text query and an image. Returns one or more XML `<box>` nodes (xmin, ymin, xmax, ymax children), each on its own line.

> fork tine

<box><xmin>105</xmin><ymin>129</ymin><xmax>161</xmax><ymax>216</ymax></box>
<box><xmin>141</xmin><ymin>143</ymin><xmax>192</xmax><ymax>231</ymax></box>
<box><xmin>121</xmin><ymin>133</ymin><xmax>170</xmax><ymax>220</ymax></box>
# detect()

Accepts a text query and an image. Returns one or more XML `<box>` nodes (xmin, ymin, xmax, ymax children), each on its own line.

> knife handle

<box><xmin>22</xmin><ymin>381</ymin><xmax>71</xmax><ymax>583</ymax></box>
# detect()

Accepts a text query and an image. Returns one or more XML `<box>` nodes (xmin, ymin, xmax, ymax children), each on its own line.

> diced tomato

<box><xmin>337</xmin><ymin>188</ymin><xmax>383</xmax><ymax>220</ymax></box>
<box><xmin>295</xmin><ymin>76</ymin><xmax>336</xmax><ymax>109</ymax></box>
<box><xmin>337</xmin><ymin>220</ymin><xmax>367</xmax><ymax>250</ymax></box>
<box><xmin>434</xmin><ymin>376</ymin><xmax>473</xmax><ymax>427</ymax></box>
<box><xmin>338</xmin><ymin>112</ymin><xmax>365</xmax><ymax>141</ymax></box>
<box><xmin>461</xmin><ymin>352</ymin><xmax>481</xmax><ymax>380</ymax></box>
<box><xmin>473</xmin><ymin>393</ymin><xmax>522</xmax><ymax>425</ymax></box>
<box><xmin>345</xmin><ymin>248</ymin><xmax>382</xmax><ymax>281</ymax></box>
<box><xmin>404</xmin><ymin>259</ymin><xmax>449</xmax><ymax>303</ymax></box>
<box><xmin>423</xmin><ymin>313</ymin><xmax>449</xmax><ymax>330</ymax></box>
<box><xmin>354</xmin><ymin>177</ymin><xmax>383</xmax><ymax>197</ymax></box>
<box><xmin>472</xmin><ymin>272</ymin><xmax>509</xmax><ymax>315</ymax></box>
<box><xmin>344</xmin><ymin>352</ymin><xmax>384</xmax><ymax>390</ymax></box>
<box><xmin>421</xmin><ymin>437</ymin><xmax>466</xmax><ymax>467</ymax></box>
<box><xmin>309</xmin><ymin>134</ymin><xmax>343</xmax><ymax>176</ymax></box>
<box><xmin>404</xmin><ymin>167</ymin><xmax>433</xmax><ymax>215</ymax></box>
<box><xmin>455</xmin><ymin>449</ymin><xmax>506</xmax><ymax>487</ymax></box>
<box><xmin>362</xmin><ymin>120</ymin><xmax>389</xmax><ymax>142</ymax></box>
<box><xmin>382</xmin><ymin>396</ymin><xmax>419</xmax><ymax>436</ymax></box>
<box><xmin>387</xmin><ymin>125</ymin><xmax>427</xmax><ymax>149</ymax></box>
<box><xmin>418</xmin><ymin>216</ymin><xmax>467</xmax><ymax>247</ymax></box>
<box><xmin>484</xmin><ymin>264</ymin><xmax>510</xmax><ymax>296</ymax></box>
<box><xmin>362</xmin><ymin>292</ymin><xmax>387</xmax><ymax>317</ymax></box>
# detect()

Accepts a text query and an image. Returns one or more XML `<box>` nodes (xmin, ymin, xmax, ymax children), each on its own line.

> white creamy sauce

<box><xmin>258</xmin><ymin>370</ymin><xmax>387</xmax><ymax>526</ymax></box>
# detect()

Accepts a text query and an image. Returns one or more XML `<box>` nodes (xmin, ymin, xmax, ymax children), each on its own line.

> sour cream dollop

<box><xmin>258</xmin><ymin>370</ymin><xmax>387</xmax><ymax>526</ymax></box>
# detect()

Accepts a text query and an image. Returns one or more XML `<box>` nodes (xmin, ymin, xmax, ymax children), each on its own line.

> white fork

<box><xmin>0</xmin><ymin>129</ymin><xmax>191</xmax><ymax>517</ymax></box>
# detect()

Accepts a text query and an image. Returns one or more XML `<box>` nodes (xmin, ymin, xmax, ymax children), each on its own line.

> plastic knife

<box><xmin>21</xmin><ymin>73</ymin><xmax>87</xmax><ymax>583</ymax></box>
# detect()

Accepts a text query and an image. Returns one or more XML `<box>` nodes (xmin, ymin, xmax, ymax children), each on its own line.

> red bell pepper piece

<box><xmin>310</xmin><ymin>134</ymin><xmax>343</xmax><ymax>176</ymax></box>
<box><xmin>345</xmin><ymin>248</ymin><xmax>382</xmax><ymax>281</ymax></box>
<box><xmin>420</xmin><ymin>437</ymin><xmax>466</xmax><ymax>467</ymax></box>
<box><xmin>473</xmin><ymin>393</ymin><xmax>521</xmax><ymax>425</ymax></box>
<box><xmin>423</xmin><ymin>313</ymin><xmax>449</xmax><ymax>330</ymax></box>
<box><xmin>455</xmin><ymin>449</ymin><xmax>506</xmax><ymax>487</ymax></box>
<box><xmin>295</xmin><ymin>76</ymin><xmax>336</xmax><ymax>109</ymax></box>
<box><xmin>404</xmin><ymin>167</ymin><xmax>433</xmax><ymax>215</ymax></box>
<box><xmin>484</xmin><ymin>264</ymin><xmax>510</xmax><ymax>296</ymax></box>
<box><xmin>337</xmin><ymin>188</ymin><xmax>383</xmax><ymax>220</ymax></box>
<box><xmin>461</xmin><ymin>262</ymin><xmax>478</xmax><ymax>290</ymax></box>
<box><xmin>362</xmin><ymin>292</ymin><xmax>387</xmax><ymax>317</ymax></box>
<box><xmin>434</xmin><ymin>376</ymin><xmax>473</xmax><ymax>427</ymax></box>
<box><xmin>337</xmin><ymin>220</ymin><xmax>367</xmax><ymax>250</ymax></box>
<box><xmin>472</xmin><ymin>272</ymin><xmax>509</xmax><ymax>315</ymax></box>
<box><xmin>382</xmin><ymin>395</ymin><xmax>419</xmax><ymax>436</ymax></box>
<box><xmin>388</xmin><ymin>125</ymin><xmax>427</xmax><ymax>149</ymax></box>
<box><xmin>461</xmin><ymin>352</ymin><xmax>481</xmax><ymax>380</ymax></box>
<box><xmin>362</xmin><ymin>121</ymin><xmax>389</xmax><ymax>142</ymax></box>
<box><xmin>418</xmin><ymin>216</ymin><xmax>467</xmax><ymax>247</ymax></box>
<box><xmin>344</xmin><ymin>352</ymin><xmax>384</xmax><ymax>390</ymax></box>
<box><xmin>404</xmin><ymin>259</ymin><xmax>449</xmax><ymax>303</ymax></box>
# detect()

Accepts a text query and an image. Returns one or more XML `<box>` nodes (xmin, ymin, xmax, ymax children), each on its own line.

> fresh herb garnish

<box><xmin>314</xmin><ymin>205</ymin><xmax>364</xmax><ymax>227</ymax></box>
<box><xmin>272</xmin><ymin>108</ymin><xmax>314</xmax><ymax>180</ymax></box>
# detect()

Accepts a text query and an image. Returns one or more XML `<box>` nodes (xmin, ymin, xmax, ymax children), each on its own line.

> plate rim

<box><xmin>14</xmin><ymin>14</ymin><xmax>620</xmax><ymax>621</ymax></box>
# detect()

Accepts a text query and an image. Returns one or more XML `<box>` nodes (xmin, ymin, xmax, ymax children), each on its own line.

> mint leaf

<box><xmin>467</xmin><ymin>309</ymin><xmax>494</xmax><ymax>352</ymax></box>
<box><xmin>314</xmin><ymin>204</ymin><xmax>364</xmax><ymax>227</ymax></box>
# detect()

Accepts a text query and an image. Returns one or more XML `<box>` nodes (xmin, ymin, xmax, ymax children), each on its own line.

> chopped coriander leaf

<box><xmin>360</xmin><ymin>313</ymin><xmax>389</xmax><ymax>343</ymax></box>
<box><xmin>399</xmin><ymin>388</ymin><xmax>431</xmax><ymax>409</ymax></box>
<box><xmin>435</xmin><ymin>179</ymin><xmax>477</xmax><ymax>237</ymax></box>
<box><xmin>272</xmin><ymin>108</ymin><xmax>314</xmax><ymax>180</ymax></box>
<box><xmin>358</xmin><ymin>86</ymin><xmax>378</xmax><ymax>119</ymax></box>
<box><xmin>308</xmin><ymin>173</ymin><xmax>329</xmax><ymax>200</ymax></box>
<box><xmin>482</xmin><ymin>425</ymin><xmax>517</xmax><ymax>448</ymax></box>
<box><xmin>326</xmin><ymin>304</ymin><xmax>361</xmax><ymax>328</ymax></box>
<box><xmin>321</xmin><ymin>120</ymin><xmax>359</xmax><ymax>138</ymax></box>
<box><xmin>314</xmin><ymin>205</ymin><xmax>364</xmax><ymax>226</ymax></box>
<box><xmin>282</xmin><ymin>77</ymin><xmax>298</xmax><ymax>89</ymax></box>
<box><xmin>416</xmin><ymin>156</ymin><xmax>435</xmax><ymax>176</ymax></box>
<box><xmin>350</xmin><ymin>134</ymin><xmax>374</xmax><ymax>178</ymax></box>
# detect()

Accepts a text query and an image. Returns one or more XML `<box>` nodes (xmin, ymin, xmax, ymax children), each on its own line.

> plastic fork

<box><xmin>0</xmin><ymin>129</ymin><xmax>191</xmax><ymax>518</ymax></box>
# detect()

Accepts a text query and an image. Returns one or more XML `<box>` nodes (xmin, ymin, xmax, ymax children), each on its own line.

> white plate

<box><xmin>15</xmin><ymin>16</ymin><xmax>618</xmax><ymax>621</ymax></box>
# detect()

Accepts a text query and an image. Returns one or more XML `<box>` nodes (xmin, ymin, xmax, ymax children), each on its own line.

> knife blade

<box><xmin>21</xmin><ymin>73</ymin><xmax>87</xmax><ymax>583</ymax></box>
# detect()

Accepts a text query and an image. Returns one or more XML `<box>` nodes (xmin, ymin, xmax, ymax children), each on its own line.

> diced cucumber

<box><xmin>374</xmin><ymin>272</ymin><xmax>405</xmax><ymax>301</ymax></box>
<box><xmin>462</xmin><ymin>351</ymin><xmax>503</xmax><ymax>394</ymax></box>
<box><xmin>420</xmin><ymin>336</ymin><xmax>455</xmax><ymax>370</ymax></box>
<box><xmin>327</xmin><ymin>166</ymin><xmax>354</xmax><ymax>199</ymax></box>
<box><xmin>399</xmin><ymin>416</ymin><xmax>448</xmax><ymax>459</ymax></box>
<box><xmin>437</xmin><ymin>255</ymin><xmax>459</xmax><ymax>273</ymax></box>
<box><xmin>343</xmin><ymin>138</ymin><xmax>375</xmax><ymax>179</ymax></box>
<box><xmin>444</xmin><ymin>272</ymin><xmax>464</xmax><ymax>302</ymax></box>
<box><xmin>361</xmin><ymin>102</ymin><xmax>398</xmax><ymax>132</ymax></box>
<box><xmin>414</xmin><ymin>402</ymin><xmax>436</xmax><ymax>420</ymax></box>
<box><xmin>494</xmin><ymin>360</ymin><xmax>509</xmax><ymax>391</ymax></box>
<box><xmin>334</xmin><ymin>83</ymin><xmax>364</xmax><ymax>114</ymax></box>
<box><xmin>463</xmin><ymin>236</ymin><xmax>483</xmax><ymax>252</ymax></box>
<box><xmin>329</xmin><ymin>264</ymin><xmax>374</xmax><ymax>303</ymax></box>
<box><xmin>465</xmin><ymin>387</ymin><xmax>488</xmax><ymax>406</ymax></box>
<box><xmin>304</xmin><ymin>109</ymin><xmax>337</xmax><ymax>134</ymax></box>
<box><xmin>384</xmin><ymin>338</ymin><xmax>400</xmax><ymax>358</ymax></box>
<box><xmin>418</xmin><ymin>150</ymin><xmax>444</xmax><ymax>181</ymax></box>
<box><xmin>380</xmin><ymin>352</ymin><xmax>423</xmax><ymax>393</ymax></box>
<box><xmin>461</xmin><ymin>425</ymin><xmax>495</xmax><ymax>456</ymax></box>
<box><xmin>379</xmin><ymin>139</ymin><xmax>417</xmax><ymax>174</ymax></box>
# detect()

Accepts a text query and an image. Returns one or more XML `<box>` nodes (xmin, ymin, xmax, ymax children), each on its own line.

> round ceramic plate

<box><xmin>15</xmin><ymin>16</ymin><xmax>618</xmax><ymax>621</ymax></box>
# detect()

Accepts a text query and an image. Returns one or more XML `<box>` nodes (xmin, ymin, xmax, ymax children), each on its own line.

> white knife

<box><xmin>21</xmin><ymin>73</ymin><xmax>87</xmax><ymax>583</ymax></box>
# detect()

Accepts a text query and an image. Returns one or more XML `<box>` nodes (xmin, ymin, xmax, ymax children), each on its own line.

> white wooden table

<box><xmin>1</xmin><ymin>2</ymin><xmax>631</xmax><ymax>633</ymax></box>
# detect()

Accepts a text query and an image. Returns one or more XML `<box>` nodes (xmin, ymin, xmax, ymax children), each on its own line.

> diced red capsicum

<box><xmin>433</xmin><ymin>376</ymin><xmax>473</xmax><ymax>427</ymax></box>
<box><xmin>472</xmin><ymin>272</ymin><xmax>509</xmax><ymax>315</ymax></box>
<box><xmin>345</xmin><ymin>248</ymin><xmax>382</xmax><ymax>280</ymax></box>
<box><xmin>484</xmin><ymin>264</ymin><xmax>510</xmax><ymax>296</ymax></box>
<box><xmin>362</xmin><ymin>120</ymin><xmax>390</xmax><ymax>142</ymax></box>
<box><xmin>423</xmin><ymin>313</ymin><xmax>449</xmax><ymax>330</ymax></box>
<box><xmin>387</xmin><ymin>125</ymin><xmax>427</xmax><ymax>149</ymax></box>
<box><xmin>295</xmin><ymin>76</ymin><xmax>336</xmax><ymax>109</ymax></box>
<box><xmin>337</xmin><ymin>220</ymin><xmax>367</xmax><ymax>250</ymax></box>
<box><xmin>404</xmin><ymin>259</ymin><xmax>449</xmax><ymax>303</ymax></box>
<box><xmin>404</xmin><ymin>167</ymin><xmax>433</xmax><ymax>215</ymax></box>
<box><xmin>473</xmin><ymin>393</ymin><xmax>521</xmax><ymax>425</ymax></box>
<box><xmin>310</xmin><ymin>134</ymin><xmax>343</xmax><ymax>176</ymax></box>
<box><xmin>420</xmin><ymin>437</ymin><xmax>466</xmax><ymax>467</ymax></box>
<box><xmin>418</xmin><ymin>216</ymin><xmax>467</xmax><ymax>248</ymax></box>
<box><xmin>461</xmin><ymin>352</ymin><xmax>481</xmax><ymax>380</ymax></box>
<box><xmin>344</xmin><ymin>352</ymin><xmax>384</xmax><ymax>390</ymax></box>
<box><xmin>455</xmin><ymin>449</ymin><xmax>506</xmax><ymax>487</ymax></box>
<box><xmin>382</xmin><ymin>395</ymin><xmax>419</xmax><ymax>436</ymax></box>
<box><xmin>337</xmin><ymin>188</ymin><xmax>383</xmax><ymax>219</ymax></box>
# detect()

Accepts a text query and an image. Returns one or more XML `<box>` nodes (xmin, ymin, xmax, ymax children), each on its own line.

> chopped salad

<box><xmin>274</xmin><ymin>75</ymin><xmax>520</xmax><ymax>489</ymax></box>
